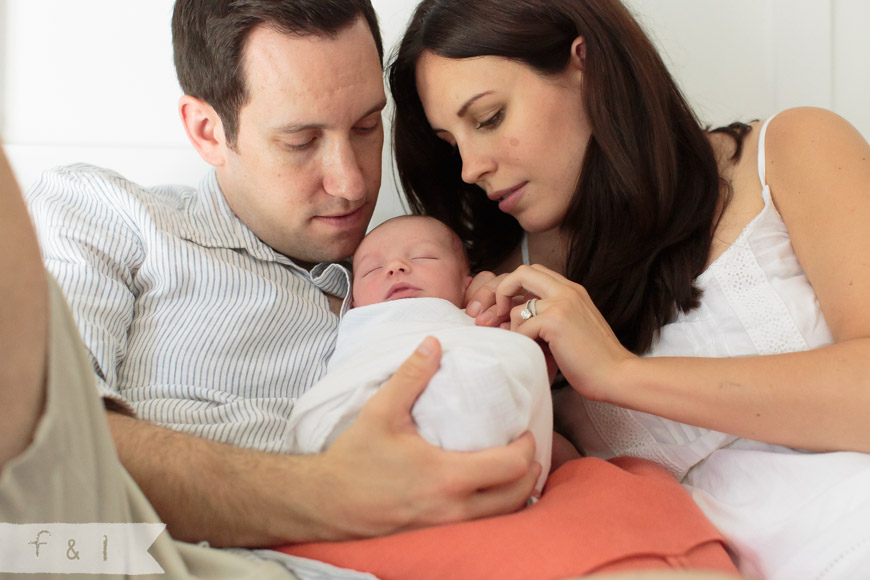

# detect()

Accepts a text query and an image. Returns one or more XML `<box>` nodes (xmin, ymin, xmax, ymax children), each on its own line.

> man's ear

<box><xmin>178</xmin><ymin>95</ymin><xmax>227</xmax><ymax>167</ymax></box>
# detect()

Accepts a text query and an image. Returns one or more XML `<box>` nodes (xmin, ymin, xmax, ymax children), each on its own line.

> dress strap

<box><xmin>756</xmin><ymin>113</ymin><xmax>780</xmax><ymax>189</ymax></box>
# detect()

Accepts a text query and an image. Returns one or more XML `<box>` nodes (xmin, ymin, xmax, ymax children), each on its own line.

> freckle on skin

<box><xmin>510</xmin><ymin>137</ymin><xmax>519</xmax><ymax>147</ymax></box>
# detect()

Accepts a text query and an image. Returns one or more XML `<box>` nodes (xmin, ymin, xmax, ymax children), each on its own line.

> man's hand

<box><xmin>108</xmin><ymin>336</ymin><xmax>539</xmax><ymax>547</ymax></box>
<box><xmin>311</xmin><ymin>336</ymin><xmax>540</xmax><ymax>539</ymax></box>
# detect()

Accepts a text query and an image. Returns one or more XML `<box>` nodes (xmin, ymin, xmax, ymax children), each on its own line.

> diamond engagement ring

<box><xmin>520</xmin><ymin>298</ymin><xmax>538</xmax><ymax>321</ymax></box>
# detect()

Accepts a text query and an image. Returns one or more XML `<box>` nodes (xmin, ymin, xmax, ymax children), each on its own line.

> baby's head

<box><xmin>352</xmin><ymin>216</ymin><xmax>472</xmax><ymax>307</ymax></box>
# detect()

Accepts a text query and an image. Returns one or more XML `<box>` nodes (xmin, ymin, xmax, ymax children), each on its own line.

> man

<box><xmin>21</xmin><ymin>0</ymin><xmax>538</xmax><ymax>551</ymax></box>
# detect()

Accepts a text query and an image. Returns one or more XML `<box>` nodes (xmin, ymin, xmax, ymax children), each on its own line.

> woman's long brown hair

<box><xmin>389</xmin><ymin>0</ymin><xmax>749</xmax><ymax>353</ymax></box>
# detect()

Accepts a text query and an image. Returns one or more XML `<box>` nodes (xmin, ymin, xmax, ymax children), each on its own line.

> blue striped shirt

<box><xmin>25</xmin><ymin>164</ymin><xmax>351</xmax><ymax>453</ymax></box>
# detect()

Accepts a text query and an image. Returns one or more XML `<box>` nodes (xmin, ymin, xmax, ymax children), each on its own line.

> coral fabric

<box><xmin>276</xmin><ymin>457</ymin><xmax>739</xmax><ymax>579</ymax></box>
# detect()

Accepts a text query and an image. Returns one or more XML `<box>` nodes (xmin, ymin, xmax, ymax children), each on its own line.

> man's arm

<box><xmin>108</xmin><ymin>336</ymin><xmax>540</xmax><ymax>546</ymax></box>
<box><xmin>24</xmin><ymin>165</ymin><xmax>537</xmax><ymax>545</ymax></box>
<box><xmin>0</xmin><ymin>147</ymin><xmax>47</xmax><ymax>468</ymax></box>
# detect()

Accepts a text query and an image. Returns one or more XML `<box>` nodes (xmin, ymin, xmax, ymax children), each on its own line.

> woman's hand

<box><xmin>495</xmin><ymin>265</ymin><xmax>636</xmax><ymax>402</ymax></box>
<box><xmin>465</xmin><ymin>271</ymin><xmax>530</xmax><ymax>328</ymax></box>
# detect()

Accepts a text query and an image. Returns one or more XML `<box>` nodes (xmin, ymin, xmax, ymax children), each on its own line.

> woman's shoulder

<box><xmin>706</xmin><ymin>107</ymin><xmax>867</xmax><ymax>267</ymax></box>
<box><xmin>764</xmin><ymin>107</ymin><xmax>865</xmax><ymax>174</ymax></box>
<box><xmin>713</xmin><ymin>108</ymin><xmax>859</xmax><ymax>173</ymax></box>
<box><xmin>763</xmin><ymin>107</ymin><xmax>868</xmax><ymax>204</ymax></box>
<box><xmin>715</xmin><ymin>107</ymin><xmax>866</xmax><ymax>210</ymax></box>
<box><xmin>767</xmin><ymin>106</ymin><xmax>856</xmax><ymax>136</ymax></box>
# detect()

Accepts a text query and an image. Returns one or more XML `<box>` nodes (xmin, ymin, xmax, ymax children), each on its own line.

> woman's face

<box><xmin>415</xmin><ymin>49</ymin><xmax>590</xmax><ymax>234</ymax></box>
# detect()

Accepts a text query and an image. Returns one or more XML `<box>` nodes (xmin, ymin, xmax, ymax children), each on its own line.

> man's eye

<box><xmin>355</xmin><ymin>118</ymin><xmax>382</xmax><ymax>134</ymax></box>
<box><xmin>283</xmin><ymin>138</ymin><xmax>317</xmax><ymax>151</ymax></box>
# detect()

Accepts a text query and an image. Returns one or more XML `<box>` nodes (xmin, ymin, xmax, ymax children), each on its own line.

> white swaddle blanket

<box><xmin>286</xmin><ymin>297</ymin><xmax>552</xmax><ymax>493</ymax></box>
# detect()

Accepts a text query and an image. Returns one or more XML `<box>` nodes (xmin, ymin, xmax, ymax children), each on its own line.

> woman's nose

<box><xmin>459</xmin><ymin>142</ymin><xmax>497</xmax><ymax>185</ymax></box>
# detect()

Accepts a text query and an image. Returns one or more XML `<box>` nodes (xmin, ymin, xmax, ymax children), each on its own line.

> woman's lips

<box><xmin>491</xmin><ymin>182</ymin><xmax>526</xmax><ymax>214</ymax></box>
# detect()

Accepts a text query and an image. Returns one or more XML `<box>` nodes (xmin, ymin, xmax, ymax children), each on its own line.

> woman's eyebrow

<box><xmin>457</xmin><ymin>91</ymin><xmax>494</xmax><ymax>117</ymax></box>
<box><xmin>430</xmin><ymin>92</ymin><xmax>494</xmax><ymax>134</ymax></box>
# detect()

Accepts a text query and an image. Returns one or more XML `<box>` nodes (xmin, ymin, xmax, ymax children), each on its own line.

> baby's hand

<box><xmin>465</xmin><ymin>271</ymin><xmax>528</xmax><ymax>328</ymax></box>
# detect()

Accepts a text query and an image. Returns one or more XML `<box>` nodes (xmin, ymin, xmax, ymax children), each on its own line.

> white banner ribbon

<box><xmin>0</xmin><ymin>523</ymin><xmax>166</xmax><ymax>575</ymax></box>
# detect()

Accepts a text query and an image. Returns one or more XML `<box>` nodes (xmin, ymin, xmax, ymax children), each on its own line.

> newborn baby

<box><xmin>286</xmin><ymin>215</ymin><xmax>552</xmax><ymax>493</ymax></box>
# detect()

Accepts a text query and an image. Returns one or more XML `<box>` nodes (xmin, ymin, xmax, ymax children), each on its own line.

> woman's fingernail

<box><xmin>477</xmin><ymin>311</ymin><xmax>495</xmax><ymax>326</ymax></box>
<box><xmin>466</xmin><ymin>301</ymin><xmax>482</xmax><ymax>316</ymax></box>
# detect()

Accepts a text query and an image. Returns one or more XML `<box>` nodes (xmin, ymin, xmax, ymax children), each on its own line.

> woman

<box><xmin>388</xmin><ymin>0</ymin><xmax>870</xmax><ymax>578</ymax></box>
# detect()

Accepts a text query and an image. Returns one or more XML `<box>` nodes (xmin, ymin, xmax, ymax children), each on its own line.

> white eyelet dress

<box><xmin>556</xmin><ymin>116</ymin><xmax>870</xmax><ymax>580</ymax></box>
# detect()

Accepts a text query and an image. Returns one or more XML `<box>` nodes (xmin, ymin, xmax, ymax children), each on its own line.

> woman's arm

<box><xmin>496</xmin><ymin>108</ymin><xmax>870</xmax><ymax>453</ymax></box>
<box><xmin>624</xmin><ymin>108</ymin><xmax>870</xmax><ymax>452</ymax></box>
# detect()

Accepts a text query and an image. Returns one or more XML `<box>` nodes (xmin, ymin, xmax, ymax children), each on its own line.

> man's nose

<box><xmin>323</xmin><ymin>141</ymin><xmax>367</xmax><ymax>201</ymax></box>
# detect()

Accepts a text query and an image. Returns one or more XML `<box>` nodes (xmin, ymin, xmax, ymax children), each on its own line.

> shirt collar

<box><xmin>181</xmin><ymin>169</ymin><xmax>352</xmax><ymax>303</ymax></box>
<box><xmin>180</xmin><ymin>169</ymin><xmax>260</xmax><ymax>252</ymax></box>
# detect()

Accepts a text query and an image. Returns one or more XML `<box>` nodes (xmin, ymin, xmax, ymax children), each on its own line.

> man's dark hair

<box><xmin>172</xmin><ymin>0</ymin><xmax>383</xmax><ymax>148</ymax></box>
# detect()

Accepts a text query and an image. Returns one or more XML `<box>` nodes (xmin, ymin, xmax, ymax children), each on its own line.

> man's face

<box><xmin>216</xmin><ymin>19</ymin><xmax>386</xmax><ymax>267</ymax></box>
<box><xmin>352</xmin><ymin>217</ymin><xmax>472</xmax><ymax>308</ymax></box>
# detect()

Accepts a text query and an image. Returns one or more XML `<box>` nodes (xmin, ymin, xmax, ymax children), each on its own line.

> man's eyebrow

<box><xmin>273</xmin><ymin>100</ymin><xmax>388</xmax><ymax>134</ymax></box>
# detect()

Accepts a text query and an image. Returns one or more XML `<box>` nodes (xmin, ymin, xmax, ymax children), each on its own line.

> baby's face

<box><xmin>352</xmin><ymin>217</ymin><xmax>471</xmax><ymax>307</ymax></box>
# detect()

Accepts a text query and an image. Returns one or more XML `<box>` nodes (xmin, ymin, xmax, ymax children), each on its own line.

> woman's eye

<box><xmin>476</xmin><ymin>110</ymin><xmax>504</xmax><ymax>131</ymax></box>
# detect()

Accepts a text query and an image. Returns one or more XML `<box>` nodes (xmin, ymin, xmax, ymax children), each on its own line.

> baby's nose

<box><xmin>386</xmin><ymin>261</ymin><xmax>409</xmax><ymax>276</ymax></box>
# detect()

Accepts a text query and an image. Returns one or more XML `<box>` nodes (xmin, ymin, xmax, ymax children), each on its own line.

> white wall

<box><xmin>2</xmin><ymin>0</ymin><xmax>868</xmax><ymax>228</ymax></box>
<box><xmin>627</xmin><ymin>0</ymin><xmax>870</xmax><ymax>133</ymax></box>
